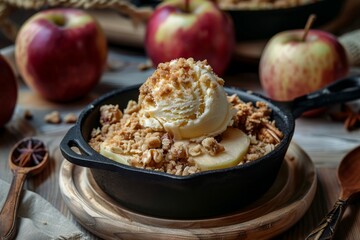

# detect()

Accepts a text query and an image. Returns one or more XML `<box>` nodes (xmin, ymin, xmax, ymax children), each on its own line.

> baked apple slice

<box><xmin>193</xmin><ymin>128</ymin><xmax>250</xmax><ymax>171</ymax></box>
<box><xmin>100</xmin><ymin>142</ymin><xmax>131</xmax><ymax>165</ymax></box>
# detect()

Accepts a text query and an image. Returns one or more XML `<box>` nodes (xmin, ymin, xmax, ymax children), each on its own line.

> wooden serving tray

<box><xmin>59</xmin><ymin>142</ymin><xmax>316</xmax><ymax>240</ymax></box>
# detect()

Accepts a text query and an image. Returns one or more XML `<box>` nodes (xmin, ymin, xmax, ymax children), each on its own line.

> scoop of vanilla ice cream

<box><xmin>138</xmin><ymin>58</ymin><xmax>235</xmax><ymax>140</ymax></box>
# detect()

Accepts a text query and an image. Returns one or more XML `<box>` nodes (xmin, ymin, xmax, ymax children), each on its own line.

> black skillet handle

<box><xmin>287</xmin><ymin>75</ymin><xmax>360</xmax><ymax>119</ymax></box>
<box><xmin>60</xmin><ymin>126</ymin><xmax>100</xmax><ymax>166</ymax></box>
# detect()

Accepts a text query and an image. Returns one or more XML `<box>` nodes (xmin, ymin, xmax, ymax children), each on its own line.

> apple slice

<box><xmin>100</xmin><ymin>142</ymin><xmax>131</xmax><ymax>165</ymax></box>
<box><xmin>193</xmin><ymin>128</ymin><xmax>250</xmax><ymax>171</ymax></box>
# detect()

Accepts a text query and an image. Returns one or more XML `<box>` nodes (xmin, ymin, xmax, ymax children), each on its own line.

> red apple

<box><xmin>145</xmin><ymin>0</ymin><xmax>235</xmax><ymax>76</ymax></box>
<box><xmin>15</xmin><ymin>8</ymin><xmax>108</xmax><ymax>102</ymax></box>
<box><xmin>259</xmin><ymin>30</ymin><xmax>349</xmax><ymax>104</ymax></box>
<box><xmin>0</xmin><ymin>54</ymin><xmax>17</xmax><ymax>128</ymax></box>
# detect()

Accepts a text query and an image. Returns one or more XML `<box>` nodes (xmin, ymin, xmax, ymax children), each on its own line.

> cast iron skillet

<box><xmin>60</xmin><ymin>75</ymin><xmax>360</xmax><ymax>219</ymax></box>
<box><xmin>131</xmin><ymin>0</ymin><xmax>343</xmax><ymax>41</ymax></box>
<box><xmin>225</xmin><ymin>0</ymin><xmax>343</xmax><ymax>41</ymax></box>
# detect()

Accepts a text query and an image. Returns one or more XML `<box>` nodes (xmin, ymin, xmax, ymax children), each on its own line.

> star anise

<box><xmin>12</xmin><ymin>138</ymin><xmax>48</xmax><ymax>167</ymax></box>
<box><xmin>329</xmin><ymin>104</ymin><xmax>360</xmax><ymax>131</ymax></box>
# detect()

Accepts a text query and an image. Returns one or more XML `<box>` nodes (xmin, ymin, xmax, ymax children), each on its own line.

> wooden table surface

<box><xmin>1</xmin><ymin>45</ymin><xmax>360</xmax><ymax>240</ymax></box>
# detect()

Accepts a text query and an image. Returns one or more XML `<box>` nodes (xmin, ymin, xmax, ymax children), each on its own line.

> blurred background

<box><xmin>1</xmin><ymin>0</ymin><xmax>360</xmax><ymax>72</ymax></box>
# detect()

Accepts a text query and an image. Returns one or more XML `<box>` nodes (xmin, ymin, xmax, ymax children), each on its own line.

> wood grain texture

<box><xmin>338</xmin><ymin>146</ymin><xmax>360</xmax><ymax>199</ymax></box>
<box><xmin>306</xmin><ymin>145</ymin><xmax>360</xmax><ymax>240</ymax></box>
<box><xmin>0</xmin><ymin>171</ymin><xmax>27</xmax><ymax>240</ymax></box>
<box><xmin>58</xmin><ymin>142</ymin><xmax>316</xmax><ymax>240</ymax></box>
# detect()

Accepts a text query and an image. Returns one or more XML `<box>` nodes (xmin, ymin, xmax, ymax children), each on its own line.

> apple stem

<box><xmin>185</xmin><ymin>0</ymin><xmax>190</xmax><ymax>13</ymax></box>
<box><xmin>302</xmin><ymin>14</ymin><xmax>316</xmax><ymax>41</ymax></box>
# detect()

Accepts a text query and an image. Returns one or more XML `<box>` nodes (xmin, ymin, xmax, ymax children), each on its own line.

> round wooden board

<box><xmin>59</xmin><ymin>142</ymin><xmax>317</xmax><ymax>240</ymax></box>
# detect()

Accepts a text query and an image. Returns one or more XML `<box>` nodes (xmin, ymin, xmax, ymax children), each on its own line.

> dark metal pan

<box><xmin>60</xmin><ymin>75</ymin><xmax>360</xmax><ymax>219</ymax></box>
<box><xmin>224</xmin><ymin>0</ymin><xmax>344</xmax><ymax>41</ymax></box>
<box><xmin>130</xmin><ymin>0</ymin><xmax>343</xmax><ymax>41</ymax></box>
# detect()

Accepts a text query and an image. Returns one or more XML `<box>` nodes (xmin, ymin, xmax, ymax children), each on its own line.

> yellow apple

<box><xmin>259</xmin><ymin>30</ymin><xmax>349</xmax><ymax>103</ymax></box>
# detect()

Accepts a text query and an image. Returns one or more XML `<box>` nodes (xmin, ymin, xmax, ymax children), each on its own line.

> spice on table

<box><xmin>64</xmin><ymin>113</ymin><xmax>77</xmax><ymax>124</ymax></box>
<box><xmin>44</xmin><ymin>111</ymin><xmax>61</xmax><ymax>124</ymax></box>
<box><xmin>106</xmin><ymin>58</ymin><xmax>126</xmax><ymax>71</ymax></box>
<box><xmin>12</xmin><ymin>138</ymin><xmax>48</xmax><ymax>167</ymax></box>
<box><xmin>329</xmin><ymin>104</ymin><xmax>360</xmax><ymax>131</ymax></box>
<box><xmin>137</xmin><ymin>59</ymin><xmax>153</xmax><ymax>71</ymax></box>
<box><xmin>23</xmin><ymin>109</ymin><xmax>33</xmax><ymax>120</ymax></box>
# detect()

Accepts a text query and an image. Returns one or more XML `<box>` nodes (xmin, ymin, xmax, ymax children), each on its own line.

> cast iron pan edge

<box><xmin>131</xmin><ymin>0</ymin><xmax>343</xmax><ymax>41</ymax></box>
<box><xmin>60</xmin><ymin>75</ymin><xmax>360</xmax><ymax>180</ymax></box>
<box><xmin>60</xmin><ymin>85</ymin><xmax>293</xmax><ymax>179</ymax></box>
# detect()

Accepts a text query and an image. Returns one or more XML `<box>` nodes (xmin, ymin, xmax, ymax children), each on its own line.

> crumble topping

<box><xmin>139</xmin><ymin>58</ymin><xmax>224</xmax><ymax>107</ymax></box>
<box><xmin>44</xmin><ymin>111</ymin><xmax>61</xmax><ymax>124</ymax></box>
<box><xmin>89</xmin><ymin>58</ymin><xmax>283</xmax><ymax>176</ymax></box>
<box><xmin>89</xmin><ymin>95</ymin><xmax>282</xmax><ymax>176</ymax></box>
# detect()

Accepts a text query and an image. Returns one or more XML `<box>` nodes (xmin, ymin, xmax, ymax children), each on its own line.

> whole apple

<box><xmin>0</xmin><ymin>54</ymin><xmax>17</xmax><ymax>128</ymax></box>
<box><xmin>145</xmin><ymin>0</ymin><xmax>235</xmax><ymax>76</ymax></box>
<box><xmin>259</xmin><ymin>30</ymin><xmax>349</xmax><ymax>103</ymax></box>
<box><xmin>15</xmin><ymin>8</ymin><xmax>107</xmax><ymax>102</ymax></box>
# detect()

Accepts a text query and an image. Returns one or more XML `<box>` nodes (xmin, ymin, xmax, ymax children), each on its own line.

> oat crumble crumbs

<box><xmin>44</xmin><ymin>111</ymin><xmax>61</xmax><ymax>124</ymax></box>
<box><xmin>64</xmin><ymin>113</ymin><xmax>78</xmax><ymax>124</ymax></box>
<box><xmin>89</xmin><ymin>95</ymin><xmax>282</xmax><ymax>176</ymax></box>
<box><xmin>24</xmin><ymin>109</ymin><xmax>33</xmax><ymax>120</ymax></box>
<box><xmin>90</xmin><ymin>98</ymin><xmax>283</xmax><ymax>176</ymax></box>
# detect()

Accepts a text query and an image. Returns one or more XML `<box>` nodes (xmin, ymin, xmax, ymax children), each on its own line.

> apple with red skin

<box><xmin>259</xmin><ymin>30</ymin><xmax>349</xmax><ymax>105</ymax></box>
<box><xmin>145</xmin><ymin>0</ymin><xmax>235</xmax><ymax>76</ymax></box>
<box><xmin>0</xmin><ymin>54</ymin><xmax>17</xmax><ymax>128</ymax></box>
<box><xmin>15</xmin><ymin>8</ymin><xmax>107</xmax><ymax>102</ymax></box>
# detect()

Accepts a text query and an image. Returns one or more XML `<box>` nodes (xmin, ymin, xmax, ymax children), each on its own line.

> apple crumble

<box><xmin>89</xmin><ymin>58</ymin><xmax>283</xmax><ymax>176</ymax></box>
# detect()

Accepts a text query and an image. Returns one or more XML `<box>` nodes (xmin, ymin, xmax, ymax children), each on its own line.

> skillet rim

<box><xmin>221</xmin><ymin>0</ymin><xmax>340</xmax><ymax>13</ymax></box>
<box><xmin>133</xmin><ymin>0</ymin><xmax>339</xmax><ymax>12</ymax></box>
<box><xmin>66</xmin><ymin>84</ymin><xmax>295</xmax><ymax>180</ymax></box>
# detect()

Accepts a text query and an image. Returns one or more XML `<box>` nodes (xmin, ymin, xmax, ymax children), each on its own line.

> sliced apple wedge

<box><xmin>193</xmin><ymin>128</ymin><xmax>250</xmax><ymax>171</ymax></box>
<box><xmin>100</xmin><ymin>142</ymin><xmax>131</xmax><ymax>165</ymax></box>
